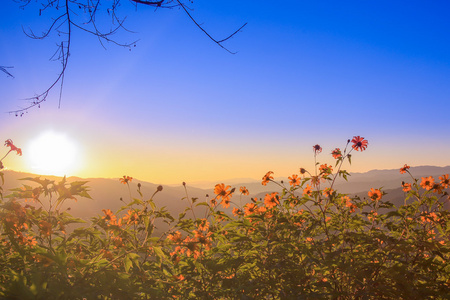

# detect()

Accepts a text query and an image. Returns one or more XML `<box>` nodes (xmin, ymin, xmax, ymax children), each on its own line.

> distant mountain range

<box><xmin>2</xmin><ymin>165</ymin><xmax>449</xmax><ymax>222</ymax></box>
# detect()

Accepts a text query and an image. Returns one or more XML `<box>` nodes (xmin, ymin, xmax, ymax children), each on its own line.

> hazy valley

<box><xmin>2</xmin><ymin>165</ymin><xmax>450</xmax><ymax>222</ymax></box>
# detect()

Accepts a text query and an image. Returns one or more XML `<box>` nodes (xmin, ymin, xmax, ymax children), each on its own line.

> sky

<box><xmin>1</xmin><ymin>0</ymin><xmax>450</xmax><ymax>186</ymax></box>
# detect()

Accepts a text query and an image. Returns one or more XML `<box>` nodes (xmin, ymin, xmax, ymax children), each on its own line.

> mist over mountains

<box><xmin>2</xmin><ymin>165</ymin><xmax>449</xmax><ymax>221</ymax></box>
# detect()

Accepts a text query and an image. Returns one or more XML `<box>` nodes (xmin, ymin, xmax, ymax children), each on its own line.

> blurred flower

<box><xmin>262</xmin><ymin>171</ymin><xmax>274</xmax><ymax>186</ymax></box>
<box><xmin>112</xmin><ymin>236</ymin><xmax>124</xmax><ymax>249</ymax></box>
<box><xmin>313</xmin><ymin>144</ymin><xmax>322</xmax><ymax>155</ymax></box>
<box><xmin>399</xmin><ymin>164</ymin><xmax>410</xmax><ymax>174</ymax></box>
<box><xmin>244</xmin><ymin>203</ymin><xmax>257</xmax><ymax>215</ymax></box>
<box><xmin>4</xmin><ymin>139</ymin><xmax>22</xmax><ymax>156</ymax></box>
<box><xmin>193</xmin><ymin>230</ymin><xmax>212</xmax><ymax>250</ymax></box>
<box><xmin>323</xmin><ymin>188</ymin><xmax>334</xmax><ymax>197</ymax></box>
<box><xmin>331</xmin><ymin>148</ymin><xmax>342</xmax><ymax>159</ymax></box>
<box><xmin>319</xmin><ymin>164</ymin><xmax>333</xmax><ymax>176</ymax></box>
<box><xmin>24</xmin><ymin>235</ymin><xmax>37</xmax><ymax>247</ymax></box>
<box><xmin>39</xmin><ymin>220</ymin><xmax>53</xmax><ymax>236</ymax></box>
<box><xmin>197</xmin><ymin>219</ymin><xmax>210</xmax><ymax>232</ymax></box>
<box><xmin>239</xmin><ymin>186</ymin><xmax>249</xmax><ymax>195</ymax></box>
<box><xmin>264</xmin><ymin>192</ymin><xmax>279</xmax><ymax>209</ymax></box>
<box><xmin>102</xmin><ymin>209</ymin><xmax>118</xmax><ymax>224</ymax></box>
<box><xmin>402</xmin><ymin>182</ymin><xmax>412</xmax><ymax>192</ymax></box>
<box><xmin>299</xmin><ymin>168</ymin><xmax>307</xmax><ymax>175</ymax></box>
<box><xmin>368</xmin><ymin>211</ymin><xmax>378</xmax><ymax>221</ymax></box>
<box><xmin>174</xmin><ymin>274</ymin><xmax>185</xmax><ymax>281</ymax></box>
<box><xmin>439</xmin><ymin>174</ymin><xmax>449</xmax><ymax>189</ymax></box>
<box><xmin>368</xmin><ymin>188</ymin><xmax>382</xmax><ymax>201</ymax></box>
<box><xmin>303</xmin><ymin>184</ymin><xmax>312</xmax><ymax>196</ymax></box>
<box><xmin>420</xmin><ymin>176</ymin><xmax>435</xmax><ymax>190</ymax></box>
<box><xmin>342</xmin><ymin>196</ymin><xmax>356</xmax><ymax>213</ymax></box>
<box><xmin>351</xmin><ymin>136</ymin><xmax>368</xmax><ymax>151</ymax></box>
<box><xmin>221</xmin><ymin>198</ymin><xmax>231</xmax><ymax>209</ymax></box>
<box><xmin>123</xmin><ymin>210</ymin><xmax>139</xmax><ymax>225</ymax></box>
<box><xmin>168</xmin><ymin>231</ymin><xmax>182</xmax><ymax>243</ymax></box>
<box><xmin>232</xmin><ymin>207</ymin><xmax>242</xmax><ymax>216</ymax></box>
<box><xmin>214</xmin><ymin>183</ymin><xmax>233</xmax><ymax>208</ymax></box>
<box><xmin>120</xmin><ymin>176</ymin><xmax>133</xmax><ymax>184</ymax></box>
<box><xmin>288</xmin><ymin>174</ymin><xmax>301</xmax><ymax>186</ymax></box>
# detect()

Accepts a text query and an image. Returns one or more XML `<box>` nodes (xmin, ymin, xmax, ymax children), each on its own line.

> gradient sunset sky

<box><xmin>1</xmin><ymin>1</ymin><xmax>450</xmax><ymax>185</ymax></box>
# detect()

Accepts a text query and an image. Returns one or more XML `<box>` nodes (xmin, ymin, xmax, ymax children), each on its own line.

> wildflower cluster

<box><xmin>0</xmin><ymin>136</ymin><xmax>449</xmax><ymax>299</ymax></box>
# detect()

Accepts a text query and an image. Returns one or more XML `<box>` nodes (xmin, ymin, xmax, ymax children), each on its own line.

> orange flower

<box><xmin>197</xmin><ymin>219</ymin><xmax>210</xmax><ymax>232</ymax></box>
<box><xmin>399</xmin><ymin>164</ymin><xmax>410</xmax><ymax>174</ymax></box>
<box><xmin>167</xmin><ymin>231</ymin><xmax>182</xmax><ymax>243</ymax></box>
<box><xmin>102</xmin><ymin>209</ymin><xmax>118</xmax><ymax>224</ymax></box>
<box><xmin>367</xmin><ymin>211</ymin><xmax>378</xmax><ymax>221</ymax></box>
<box><xmin>214</xmin><ymin>183</ymin><xmax>231</xmax><ymax>199</ymax></box>
<box><xmin>119</xmin><ymin>176</ymin><xmax>133</xmax><ymax>184</ymax></box>
<box><xmin>24</xmin><ymin>235</ymin><xmax>37</xmax><ymax>247</ymax></box>
<box><xmin>331</xmin><ymin>148</ymin><xmax>342</xmax><ymax>159</ymax></box>
<box><xmin>288</xmin><ymin>174</ymin><xmax>301</xmax><ymax>186</ymax></box>
<box><xmin>322</xmin><ymin>188</ymin><xmax>334</xmax><ymax>197</ymax></box>
<box><xmin>319</xmin><ymin>164</ymin><xmax>333</xmax><ymax>176</ymax></box>
<box><xmin>264</xmin><ymin>192</ymin><xmax>280</xmax><ymax>209</ymax></box>
<box><xmin>351</xmin><ymin>136</ymin><xmax>368</xmax><ymax>151</ymax></box>
<box><xmin>257</xmin><ymin>206</ymin><xmax>267</xmax><ymax>215</ymax></box>
<box><xmin>303</xmin><ymin>184</ymin><xmax>312</xmax><ymax>196</ymax></box>
<box><xmin>341</xmin><ymin>195</ymin><xmax>351</xmax><ymax>205</ymax></box>
<box><xmin>122</xmin><ymin>210</ymin><xmax>139</xmax><ymax>225</ymax></box>
<box><xmin>244</xmin><ymin>203</ymin><xmax>257</xmax><ymax>215</ymax></box>
<box><xmin>420</xmin><ymin>176</ymin><xmax>434</xmax><ymax>190</ymax></box>
<box><xmin>221</xmin><ymin>198</ymin><xmax>231</xmax><ymax>209</ymax></box>
<box><xmin>239</xmin><ymin>186</ymin><xmax>249</xmax><ymax>195</ymax></box>
<box><xmin>402</xmin><ymin>182</ymin><xmax>412</xmax><ymax>192</ymax></box>
<box><xmin>174</xmin><ymin>274</ymin><xmax>185</xmax><ymax>281</ymax></box>
<box><xmin>313</xmin><ymin>144</ymin><xmax>322</xmax><ymax>155</ymax></box>
<box><xmin>214</xmin><ymin>184</ymin><xmax>233</xmax><ymax>208</ymax></box>
<box><xmin>4</xmin><ymin>139</ymin><xmax>22</xmax><ymax>156</ymax></box>
<box><xmin>193</xmin><ymin>230</ymin><xmax>212</xmax><ymax>250</ymax></box>
<box><xmin>368</xmin><ymin>188</ymin><xmax>382</xmax><ymax>201</ymax></box>
<box><xmin>232</xmin><ymin>207</ymin><xmax>242</xmax><ymax>216</ymax></box>
<box><xmin>439</xmin><ymin>174</ymin><xmax>449</xmax><ymax>189</ymax></box>
<box><xmin>342</xmin><ymin>196</ymin><xmax>356</xmax><ymax>213</ymax></box>
<box><xmin>262</xmin><ymin>171</ymin><xmax>274</xmax><ymax>186</ymax></box>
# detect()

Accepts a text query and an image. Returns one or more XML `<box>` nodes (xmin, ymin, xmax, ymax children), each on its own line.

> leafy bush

<box><xmin>1</xmin><ymin>137</ymin><xmax>449</xmax><ymax>299</ymax></box>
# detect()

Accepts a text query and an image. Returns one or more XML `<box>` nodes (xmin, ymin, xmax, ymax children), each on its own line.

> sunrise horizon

<box><xmin>2</xmin><ymin>1</ymin><xmax>450</xmax><ymax>188</ymax></box>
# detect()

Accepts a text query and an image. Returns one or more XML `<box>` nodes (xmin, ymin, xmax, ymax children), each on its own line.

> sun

<box><xmin>26</xmin><ymin>131</ymin><xmax>80</xmax><ymax>176</ymax></box>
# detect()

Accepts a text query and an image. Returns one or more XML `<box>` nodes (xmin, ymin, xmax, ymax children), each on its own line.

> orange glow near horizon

<box><xmin>2</xmin><ymin>127</ymin><xmax>449</xmax><ymax>187</ymax></box>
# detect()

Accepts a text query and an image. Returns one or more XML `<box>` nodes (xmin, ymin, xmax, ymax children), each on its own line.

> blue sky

<box><xmin>1</xmin><ymin>1</ymin><xmax>450</xmax><ymax>185</ymax></box>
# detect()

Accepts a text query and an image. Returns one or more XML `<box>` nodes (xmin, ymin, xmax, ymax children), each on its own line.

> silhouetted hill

<box><xmin>1</xmin><ymin>170</ymin><xmax>213</xmax><ymax>223</ymax></box>
<box><xmin>2</xmin><ymin>165</ymin><xmax>449</xmax><ymax>222</ymax></box>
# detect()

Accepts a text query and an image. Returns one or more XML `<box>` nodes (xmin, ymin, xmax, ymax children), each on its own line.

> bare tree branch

<box><xmin>175</xmin><ymin>0</ymin><xmax>247</xmax><ymax>54</ymax></box>
<box><xmin>0</xmin><ymin>66</ymin><xmax>14</xmax><ymax>78</ymax></box>
<box><xmin>7</xmin><ymin>0</ymin><xmax>246</xmax><ymax>116</ymax></box>
<box><xmin>9</xmin><ymin>1</ymin><xmax>71</xmax><ymax>117</ymax></box>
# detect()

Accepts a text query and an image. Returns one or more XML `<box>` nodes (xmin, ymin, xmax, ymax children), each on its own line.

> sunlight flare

<box><xmin>26</xmin><ymin>131</ymin><xmax>80</xmax><ymax>176</ymax></box>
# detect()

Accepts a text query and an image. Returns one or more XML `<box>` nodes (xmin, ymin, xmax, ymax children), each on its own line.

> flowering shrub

<box><xmin>0</xmin><ymin>137</ymin><xmax>449</xmax><ymax>299</ymax></box>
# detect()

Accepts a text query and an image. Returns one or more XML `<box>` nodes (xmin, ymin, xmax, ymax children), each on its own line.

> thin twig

<box><xmin>175</xmin><ymin>0</ymin><xmax>247</xmax><ymax>54</ymax></box>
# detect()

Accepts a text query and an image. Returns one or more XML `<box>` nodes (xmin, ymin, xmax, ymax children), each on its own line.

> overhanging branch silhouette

<box><xmin>7</xmin><ymin>0</ymin><xmax>246</xmax><ymax>116</ymax></box>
